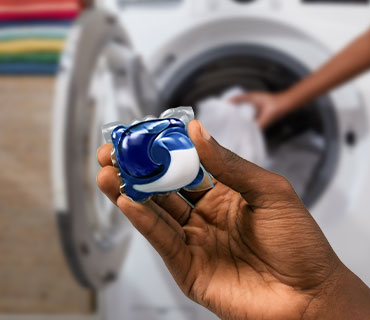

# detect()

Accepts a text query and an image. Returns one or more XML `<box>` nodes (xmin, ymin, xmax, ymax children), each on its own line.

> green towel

<box><xmin>0</xmin><ymin>52</ymin><xmax>60</xmax><ymax>63</ymax></box>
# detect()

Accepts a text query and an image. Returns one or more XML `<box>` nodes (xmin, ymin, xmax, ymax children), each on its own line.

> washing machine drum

<box><xmin>54</xmin><ymin>10</ymin><xmax>338</xmax><ymax>289</ymax></box>
<box><xmin>160</xmin><ymin>48</ymin><xmax>338</xmax><ymax>206</ymax></box>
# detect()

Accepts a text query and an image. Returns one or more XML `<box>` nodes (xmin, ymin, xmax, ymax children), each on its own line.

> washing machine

<box><xmin>52</xmin><ymin>1</ymin><xmax>370</xmax><ymax>319</ymax></box>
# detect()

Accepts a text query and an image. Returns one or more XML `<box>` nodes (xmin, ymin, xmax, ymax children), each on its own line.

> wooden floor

<box><xmin>0</xmin><ymin>77</ymin><xmax>93</xmax><ymax>314</ymax></box>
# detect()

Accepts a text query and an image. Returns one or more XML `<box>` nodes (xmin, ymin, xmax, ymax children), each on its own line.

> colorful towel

<box><xmin>0</xmin><ymin>20</ymin><xmax>73</xmax><ymax>27</ymax></box>
<box><xmin>0</xmin><ymin>0</ymin><xmax>80</xmax><ymax>20</ymax></box>
<box><xmin>0</xmin><ymin>0</ymin><xmax>81</xmax><ymax>75</ymax></box>
<box><xmin>0</xmin><ymin>62</ymin><xmax>57</xmax><ymax>74</ymax></box>
<box><xmin>0</xmin><ymin>0</ymin><xmax>79</xmax><ymax>4</ymax></box>
<box><xmin>0</xmin><ymin>39</ymin><xmax>64</xmax><ymax>54</ymax></box>
<box><xmin>0</xmin><ymin>11</ymin><xmax>78</xmax><ymax>21</ymax></box>
<box><xmin>0</xmin><ymin>2</ymin><xmax>79</xmax><ymax>12</ymax></box>
<box><xmin>0</xmin><ymin>52</ymin><xmax>59</xmax><ymax>63</ymax></box>
<box><xmin>0</xmin><ymin>27</ymin><xmax>67</xmax><ymax>40</ymax></box>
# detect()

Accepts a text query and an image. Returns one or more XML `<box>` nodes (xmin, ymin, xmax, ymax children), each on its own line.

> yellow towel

<box><xmin>0</xmin><ymin>39</ymin><xmax>65</xmax><ymax>53</ymax></box>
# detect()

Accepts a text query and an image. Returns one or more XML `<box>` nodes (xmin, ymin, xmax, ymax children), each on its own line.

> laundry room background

<box><xmin>1</xmin><ymin>1</ymin><xmax>370</xmax><ymax>320</ymax></box>
<box><xmin>0</xmin><ymin>0</ymin><xmax>97</xmax><ymax>318</ymax></box>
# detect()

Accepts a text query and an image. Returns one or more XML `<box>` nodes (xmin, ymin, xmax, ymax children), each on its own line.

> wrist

<box><xmin>273</xmin><ymin>91</ymin><xmax>298</xmax><ymax>116</ymax></box>
<box><xmin>304</xmin><ymin>264</ymin><xmax>370</xmax><ymax>320</ymax></box>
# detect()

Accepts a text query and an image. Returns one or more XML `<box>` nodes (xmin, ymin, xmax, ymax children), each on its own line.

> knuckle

<box><xmin>117</xmin><ymin>195</ymin><xmax>130</xmax><ymax>210</ymax></box>
<box><xmin>271</xmin><ymin>173</ymin><xmax>293</xmax><ymax>191</ymax></box>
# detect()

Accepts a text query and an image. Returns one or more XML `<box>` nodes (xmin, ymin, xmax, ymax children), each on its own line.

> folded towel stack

<box><xmin>0</xmin><ymin>0</ymin><xmax>82</xmax><ymax>75</ymax></box>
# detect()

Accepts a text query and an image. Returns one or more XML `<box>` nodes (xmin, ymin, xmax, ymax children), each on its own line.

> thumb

<box><xmin>188</xmin><ymin>120</ymin><xmax>288</xmax><ymax>206</ymax></box>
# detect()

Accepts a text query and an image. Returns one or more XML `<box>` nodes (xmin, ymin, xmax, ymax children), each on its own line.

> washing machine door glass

<box><xmin>53</xmin><ymin>9</ymin><xmax>159</xmax><ymax>289</ymax></box>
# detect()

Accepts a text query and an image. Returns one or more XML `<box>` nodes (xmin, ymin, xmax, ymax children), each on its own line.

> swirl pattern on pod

<box><xmin>111</xmin><ymin>118</ymin><xmax>204</xmax><ymax>202</ymax></box>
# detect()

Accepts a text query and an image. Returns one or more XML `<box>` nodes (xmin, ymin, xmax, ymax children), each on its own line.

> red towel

<box><xmin>0</xmin><ymin>3</ymin><xmax>79</xmax><ymax>10</ymax></box>
<box><xmin>0</xmin><ymin>10</ymin><xmax>79</xmax><ymax>21</ymax></box>
<box><xmin>0</xmin><ymin>0</ymin><xmax>81</xmax><ymax>5</ymax></box>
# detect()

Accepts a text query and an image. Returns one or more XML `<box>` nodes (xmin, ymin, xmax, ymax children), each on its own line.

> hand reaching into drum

<box><xmin>230</xmin><ymin>92</ymin><xmax>294</xmax><ymax>129</ymax></box>
<box><xmin>230</xmin><ymin>30</ymin><xmax>370</xmax><ymax>131</ymax></box>
<box><xmin>97</xmin><ymin>120</ymin><xmax>370</xmax><ymax>320</ymax></box>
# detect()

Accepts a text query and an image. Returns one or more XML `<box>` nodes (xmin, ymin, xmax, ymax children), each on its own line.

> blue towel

<box><xmin>0</xmin><ymin>20</ymin><xmax>73</xmax><ymax>28</ymax></box>
<box><xmin>0</xmin><ymin>62</ymin><xmax>58</xmax><ymax>74</ymax></box>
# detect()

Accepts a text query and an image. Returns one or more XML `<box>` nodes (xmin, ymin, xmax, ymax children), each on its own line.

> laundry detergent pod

<box><xmin>102</xmin><ymin>107</ymin><xmax>213</xmax><ymax>202</ymax></box>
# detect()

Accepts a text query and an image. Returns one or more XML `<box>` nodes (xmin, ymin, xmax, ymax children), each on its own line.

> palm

<box><xmin>179</xmin><ymin>181</ymin><xmax>334</xmax><ymax>320</ymax></box>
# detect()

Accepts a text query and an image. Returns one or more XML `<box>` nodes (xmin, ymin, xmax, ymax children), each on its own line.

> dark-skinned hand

<box><xmin>97</xmin><ymin>120</ymin><xmax>370</xmax><ymax>320</ymax></box>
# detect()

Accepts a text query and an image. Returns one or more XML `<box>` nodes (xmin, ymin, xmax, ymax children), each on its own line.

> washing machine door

<box><xmin>52</xmin><ymin>9</ymin><xmax>160</xmax><ymax>289</ymax></box>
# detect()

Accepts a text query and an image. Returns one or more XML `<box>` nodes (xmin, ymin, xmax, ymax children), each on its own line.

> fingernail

<box><xmin>199</xmin><ymin>122</ymin><xmax>211</xmax><ymax>140</ymax></box>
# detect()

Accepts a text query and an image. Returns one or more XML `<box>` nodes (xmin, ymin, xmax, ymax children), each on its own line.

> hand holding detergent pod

<box><xmin>102</xmin><ymin>107</ymin><xmax>213</xmax><ymax>202</ymax></box>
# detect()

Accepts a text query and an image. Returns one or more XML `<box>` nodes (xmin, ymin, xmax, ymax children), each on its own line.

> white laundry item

<box><xmin>265</xmin><ymin>130</ymin><xmax>324</xmax><ymax>198</ymax></box>
<box><xmin>197</xmin><ymin>87</ymin><xmax>266</xmax><ymax>166</ymax></box>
